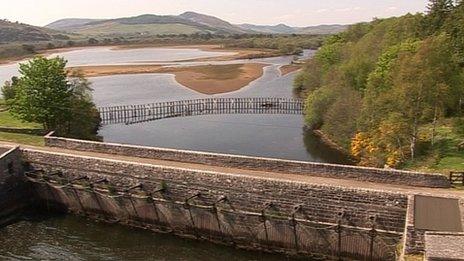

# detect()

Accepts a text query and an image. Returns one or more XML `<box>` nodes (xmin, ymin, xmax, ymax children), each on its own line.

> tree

<box><xmin>66</xmin><ymin>71</ymin><xmax>101</xmax><ymax>140</ymax></box>
<box><xmin>10</xmin><ymin>57</ymin><xmax>71</xmax><ymax>130</ymax></box>
<box><xmin>88</xmin><ymin>38</ymin><xmax>99</xmax><ymax>45</ymax></box>
<box><xmin>444</xmin><ymin>2</ymin><xmax>464</xmax><ymax>64</ymax></box>
<box><xmin>2</xmin><ymin>76</ymin><xmax>19</xmax><ymax>101</ymax></box>
<box><xmin>425</xmin><ymin>0</ymin><xmax>455</xmax><ymax>33</ymax></box>
<box><xmin>8</xmin><ymin>57</ymin><xmax>101</xmax><ymax>139</ymax></box>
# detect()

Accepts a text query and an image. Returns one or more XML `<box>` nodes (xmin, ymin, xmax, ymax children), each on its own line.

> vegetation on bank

<box><xmin>1</xmin><ymin>57</ymin><xmax>101</xmax><ymax>142</ymax></box>
<box><xmin>295</xmin><ymin>0</ymin><xmax>464</xmax><ymax>171</ymax></box>
<box><xmin>0</xmin><ymin>34</ymin><xmax>325</xmax><ymax>62</ymax></box>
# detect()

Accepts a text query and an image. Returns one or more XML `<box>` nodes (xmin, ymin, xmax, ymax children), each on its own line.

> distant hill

<box><xmin>179</xmin><ymin>12</ymin><xmax>250</xmax><ymax>34</ymax></box>
<box><xmin>238</xmin><ymin>23</ymin><xmax>348</xmax><ymax>35</ymax></box>
<box><xmin>297</xmin><ymin>24</ymin><xmax>348</xmax><ymax>34</ymax></box>
<box><xmin>45</xmin><ymin>13</ymin><xmax>243</xmax><ymax>36</ymax></box>
<box><xmin>45</xmin><ymin>12</ymin><xmax>347</xmax><ymax>36</ymax></box>
<box><xmin>0</xmin><ymin>19</ymin><xmax>69</xmax><ymax>43</ymax></box>
<box><xmin>238</xmin><ymin>23</ymin><xmax>296</xmax><ymax>34</ymax></box>
<box><xmin>46</xmin><ymin>18</ymin><xmax>103</xmax><ymax>31</ymax></box>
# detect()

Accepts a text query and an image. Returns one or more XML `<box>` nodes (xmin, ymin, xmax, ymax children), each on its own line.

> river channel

<box><xmin>0</xmin><ymin>46</ymin><xmax>349</xmax><ymax>260</ymax></box>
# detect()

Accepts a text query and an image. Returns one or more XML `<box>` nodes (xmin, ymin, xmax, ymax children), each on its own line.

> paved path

<box><xmin>1</xmin><ymin>141</ymin><xmax>463</xmax><ymax>199</ymax></box>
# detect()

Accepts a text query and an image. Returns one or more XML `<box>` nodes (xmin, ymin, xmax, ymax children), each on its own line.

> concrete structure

<box><xmin>0</xmin><ymin>134</ymin><xmax>463</xmax><ymax>260</ymax></box>
<box><xmin>0</xmin><ymin>147</ymin><xmax>31</xmax><ymax>226</ymax></box>
<box><xmin>425</xmin><ymin>232</ymin><xmax>464</xmax><ymax>261</ymax></box>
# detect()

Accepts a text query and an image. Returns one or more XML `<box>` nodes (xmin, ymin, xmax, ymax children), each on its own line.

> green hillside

<box><xmin>46</xmin><ymin>14</ymin><xmax>236</xmax><ymax>36</ymax></box>
<box><xmin>0</xmin><ymin>19</ymin><xmax>69</xmax><ymax>43</ymax></box>
<box><xmin>73</xmin><ymin>22</ymin><xmax>205</xmax><ymax>36</ymax></box>
<box><xmin>295</xmin><ymin>0</ymin><xmax>464</xmax><ymax>171</ymax></box>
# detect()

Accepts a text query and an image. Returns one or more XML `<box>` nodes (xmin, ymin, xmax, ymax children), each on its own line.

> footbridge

<box><xmin>98</xmin><ymin>97</ymin><xmax>305</xmax><ymax>125</ymax></box>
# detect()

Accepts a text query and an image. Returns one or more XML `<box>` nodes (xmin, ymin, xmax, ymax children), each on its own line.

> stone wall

<box><xmin>22</xmin><ymin>148</ymin><xmax>407</xmax><ymax>259</ymax></box>
<box><xmin>0</xmin><ymin>146</ymin><xmax>31</xmax><ymax>226</ymax></box>
<box><xmin>45</xmin><ymin>133</ymin><xmax>450</xmax><ymax>188</ymax></box>
<box><xmin>404</xmin><ymin>196</ymin><xmax>426</xmax><ymax>255</ymax></box>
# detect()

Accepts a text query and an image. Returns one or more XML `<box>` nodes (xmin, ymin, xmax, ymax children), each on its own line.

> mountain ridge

<box><xmin>237</xmin><ymin>23</ymin><xmax>348</xmax><ymax>34</ymax></box>
<box><xmin>0</xmin><ymin>19</ymin><xmax>70</xmax><ymax>43</ymax></box>
<box><xmin>45</xmin><ymin>12</ymin><xmax>347</xmax><ymax>36</ymax></box>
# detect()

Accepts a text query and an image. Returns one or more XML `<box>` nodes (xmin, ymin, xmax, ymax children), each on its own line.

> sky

<box><xmin>0</xmin><ymin>0</ymin><xmax>430</xmax><ymax>27</ymax></box>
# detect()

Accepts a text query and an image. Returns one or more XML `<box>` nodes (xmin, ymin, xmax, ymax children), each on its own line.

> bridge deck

<box><xmin>1</xmin><ymin>141</ymin><xmax>463</xmax><ymax>199</ymax></box>
<box><xmin>99</xmin><ymin>97</ymin><xmax>305</xmax><ymax>125</ymax></box>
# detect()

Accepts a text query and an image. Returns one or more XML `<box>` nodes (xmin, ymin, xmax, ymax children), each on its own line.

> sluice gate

<box><xmin>98</xmin><ymin>97</ymin><xmax>305</xmax><ymax>125</ymax></box>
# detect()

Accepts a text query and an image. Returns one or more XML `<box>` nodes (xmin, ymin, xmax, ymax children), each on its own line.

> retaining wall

<box><xmin>22</xmin><ymin>148</ymin><xmax>408</xmax><ymax>259</ymax></box>
<box><xmin>0</xmin><ymin>147</ymin><xmax>31</xmax><ymax>226</ymax></box>
<box><xmin>45</xmin><ymin>133</ymin><xmax>451</xmax><ymax>188</ymax></box>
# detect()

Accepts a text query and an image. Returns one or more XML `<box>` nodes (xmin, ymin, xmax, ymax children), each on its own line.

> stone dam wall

<box><xmin>0</xmin><ymin>147</ymin><xmax>31</xmax><ymax>226</ymax></box>
<box><xmin>45</xmin><ymin>133</ymin><xmax>450</xmax><ymax>188</ymax></box>
<box><xmin>22</xmin><ymin>148</ymin><xmax>408</xmax><ymax>260</ymax></box>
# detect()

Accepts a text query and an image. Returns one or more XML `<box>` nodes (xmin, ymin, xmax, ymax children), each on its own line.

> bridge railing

<box><xmin>98</xmin><ymin>97</ymin><xmax>305</xmax><ymax>125</ymax></box>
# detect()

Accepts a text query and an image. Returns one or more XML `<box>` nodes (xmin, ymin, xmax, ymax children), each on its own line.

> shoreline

<box><xmin>0</xmin><ymin>44</ymin><xmax>278</xmax><ymax>66</ymax></box>
<box><xmin>311</xmin><ymin>129</ymin><xmax>355</xmax><ymax>162</ymax></box>
<box><xmin>68</xmin><ymin>63</ymin><xmax>267</xmax><ymax>95</ymax></box>
<box><xmin>279</xmin><ymin>64</ymin><xmax>303</xmax><ymax>76</ymax></box>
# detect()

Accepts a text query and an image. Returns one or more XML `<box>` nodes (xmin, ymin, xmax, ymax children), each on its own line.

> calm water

<box><xmin>0</xmin><ymin>213</ymin><xmax>297</xmax><ymax>261</ymax></box>
<box><xmin>94</xmin><ymin>54</ymin><xmax>348</xmax><ymax>163</ymax></box>
<box><xmin>0</xmin><ymin>47</ymin><xmax>348</xmax><ymax>260</ymax></box>
<box><xmin>0</xmin><ymin>47</ymin><xmax>235</xmax><ymax>84</ymax></box>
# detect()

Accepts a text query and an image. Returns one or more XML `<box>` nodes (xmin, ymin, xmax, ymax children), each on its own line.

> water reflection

<box><xmin>303</xmin><ymin>131</ymin><xmax>352</xmax><ymax>165</ymax></box>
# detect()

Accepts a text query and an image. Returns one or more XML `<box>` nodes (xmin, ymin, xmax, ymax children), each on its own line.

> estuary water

<box><xmin>0</xmin><ymin>47</ymin><xmax>349</xmax><ymax>260</ymax></box>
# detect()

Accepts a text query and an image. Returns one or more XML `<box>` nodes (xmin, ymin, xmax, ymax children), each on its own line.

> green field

<box><xmin>0</xmin><ymin>110</ymin><xmax>41</xmax><ymax>129</ymax></box>
<box><xmin>0</xmin><ymin>110</ymin><xmax>44</xmax><ymax>146</ymax></box>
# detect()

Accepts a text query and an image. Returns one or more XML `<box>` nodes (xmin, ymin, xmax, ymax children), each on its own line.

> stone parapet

<box><xmin>44</xmin><ymin>132</ymin><xmax>451</xmax><ymax>188</ymax></box>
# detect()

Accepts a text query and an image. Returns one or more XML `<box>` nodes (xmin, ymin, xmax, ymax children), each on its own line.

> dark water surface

<box><xmin>0</xmin><ymin>214</ymin><xmax>296</xmax><ymax>261</ymax></box>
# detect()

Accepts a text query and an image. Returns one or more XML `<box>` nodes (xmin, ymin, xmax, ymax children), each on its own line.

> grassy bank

<box><xmin>403</xmin><ymin>119</ymin><xmax>464</xmax><ymax>174</ymax></box>
<box><xmin>0</xmin><ymin>34</ymin><xmax>325</xmax><ymax>64</ymax></box>
<box><xmin>0</xmin><ymin>109</ymin><xmax>44</xmax><ymax>146</ymax></box>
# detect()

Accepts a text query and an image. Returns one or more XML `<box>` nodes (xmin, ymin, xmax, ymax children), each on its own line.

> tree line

<box><xmin>295</xmin><ymin>0</ymin><xmax>464</xmax><ymax>168</ymax></box>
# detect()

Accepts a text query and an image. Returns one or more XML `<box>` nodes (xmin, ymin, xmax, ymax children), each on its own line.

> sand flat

<box><xmin>68</xmin><ymin>63</ymin><xmax>266</xmax><ymax>95</ymax></box>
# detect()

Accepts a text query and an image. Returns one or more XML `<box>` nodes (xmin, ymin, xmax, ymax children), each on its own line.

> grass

<box><xmin>0</xmin><ymin>132</ymin><xmax>44</xmax><ymax>146</ymax></box>
<box><xmin>0</xmin><ymin>110</ymin><xmax>42</xmax><ymax>129</ymax></box>
<box><xmin>0</xmin><ymin>108</ymin><xmax>44</xmax><ymax>146</ymax></box>
<box><xmin>403</xmin><ymin>118</ymin><xmax>464</xmax><ymax>174</ymax></box>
